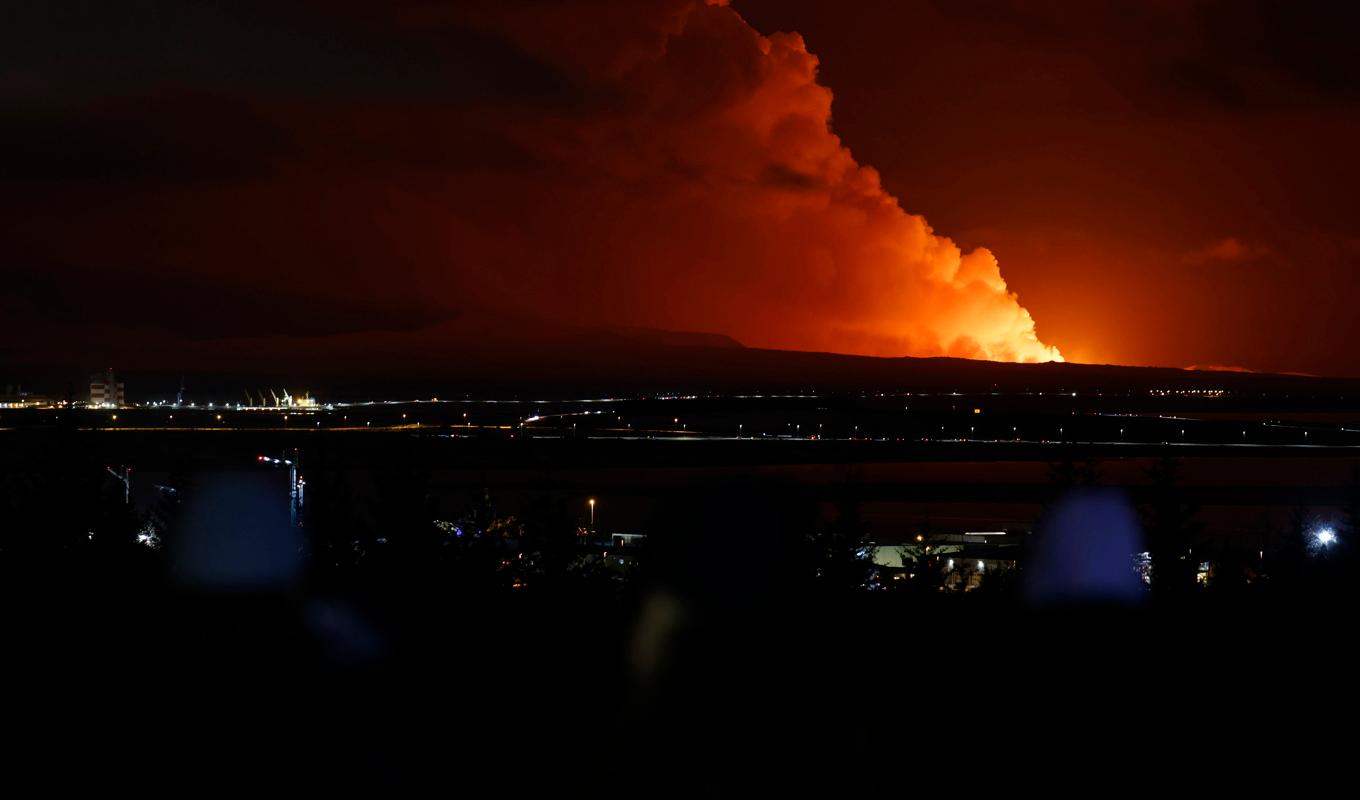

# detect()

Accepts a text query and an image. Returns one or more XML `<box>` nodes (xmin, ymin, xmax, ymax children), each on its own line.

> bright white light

<box><xmin>1316</xmin><ymin>529</ymin><xmax>1336</xmax><ymax>546</ymax></box>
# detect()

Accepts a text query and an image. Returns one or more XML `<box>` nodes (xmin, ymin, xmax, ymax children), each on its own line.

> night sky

<box><xmin>6</xmin><ymin>1</ymin><xmax>1359</xmax><ymax>376</ymax></box>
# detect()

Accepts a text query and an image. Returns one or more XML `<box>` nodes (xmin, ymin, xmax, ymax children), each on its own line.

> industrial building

<box><xmin>90</xmin><ymin>368</ymin><xmax>126</xmax><ymax>408</ymax></box>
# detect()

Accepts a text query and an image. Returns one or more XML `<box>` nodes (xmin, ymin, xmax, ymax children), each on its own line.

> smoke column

<box><xmin>0</xmin><ymin>1</ymin><xmax>1064</xmax><ymax>367</ymax></box>
<box><xmin>460</xmin><ymin>0</ymin><xmax>1063</xmax><ymax>362</ymax></box>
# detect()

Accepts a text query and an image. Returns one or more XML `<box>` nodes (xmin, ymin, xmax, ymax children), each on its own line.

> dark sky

<box><xmin>5</xmin><ymin>1</ymin><xmax>1359</xmax><ymax>376</ymax></box>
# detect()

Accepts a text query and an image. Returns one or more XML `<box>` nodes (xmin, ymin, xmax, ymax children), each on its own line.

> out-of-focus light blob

<box><xmin>1026</xmin><ymin>488</ymin><xmax>1144</xmax><ymax>606</ymax></box>
<box><xmin>172</xmin><ymin>471</ymin><xmax>303</xmax><ymax>590</ymax></box>
<box><xmin>628</xmin><ymin>589</ymin><xmax>690</xmax><ymax>686</ymax></box>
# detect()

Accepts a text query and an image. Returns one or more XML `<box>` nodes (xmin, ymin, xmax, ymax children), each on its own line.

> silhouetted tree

<box><xmin>1</xmin><ymin>423</ymin><xmax>142</xmax><ymax>568</ymax></box>
<box><xmin>898</xmin><ymin>539</ymin><xmax>948</xmax><ymax>595</ymax></box>
<box><xmin>366</xmin><ymin>449</ymin><xmax>442</xmax><ymax>587</ymax></box>
<box><xmin>1340</xmin><ymin>461</ymin><xmax>1360</xmax><ymax>582</ymax></box>
<box><xmin>973</xmin><ymin>563</ymin><xmax>1021</xmax><ymax>598</ymax></box>
<box><xmin>806</xmin><ymin>482</ymin><xmax>873</xmax><ymax>593</ymax></box>
<box><xmin>1140</xmin><ymin>455</ymin><xmax>1200</xmax><ymax>597</ymax></box>
<box><xmin>308</xmin><ymin>464</ymin><xmax>373</xmax><ymax>580</ymax></box>
<box><xmin>446</xmin><ymin>487</ymin><xmax>523</xmax><ymax>592</ymax></box>
<box><xmin>1207</xmin><ymin>535</ymin><xmax>1251</xmax><ymax>595</ymax></box>
<box><xmin>520</xmin><ymin>494</ymin><xmax>582</xmax><ymax>590</ymax></box>
<box><xmin>1262</xmin><ymin>507</ymin><xmax>1310</xmax><ymax>591</ymax></box>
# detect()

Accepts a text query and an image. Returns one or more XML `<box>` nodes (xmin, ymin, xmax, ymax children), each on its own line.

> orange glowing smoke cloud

<box><xmin>457</xmin><ymin>1</ymin><xmax>1064</xmax><ymax>362</ymax></box>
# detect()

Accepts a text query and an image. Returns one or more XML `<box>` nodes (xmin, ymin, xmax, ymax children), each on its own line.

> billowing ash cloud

<box><xmin>3</xmin><ymin>0</ymin><xmax>1061</xmax><ymax>365</ymax></box>
<box><xmin>450</xmin><ymin>0</ymin><xmax>1062</xmax><ymax>361</ymax></box>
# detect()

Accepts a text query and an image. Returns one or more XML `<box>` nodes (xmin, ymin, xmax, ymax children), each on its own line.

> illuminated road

<box><xmin>3</xmin><ymin>386</ymin><xmax>1357</xmax><ymax>453</ymax></box>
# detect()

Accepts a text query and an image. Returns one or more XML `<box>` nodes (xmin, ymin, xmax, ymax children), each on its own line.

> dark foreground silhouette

<box><xmin>4</xmin><ymin>469</ymin><xmax>1357</xmax><ymax>795</ymax></box>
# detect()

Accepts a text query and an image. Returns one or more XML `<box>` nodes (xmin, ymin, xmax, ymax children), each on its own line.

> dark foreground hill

<box><xmin>9</xmin><ymin>313</ymin><xmax>1358</xmax><ymax>400</ymax></box>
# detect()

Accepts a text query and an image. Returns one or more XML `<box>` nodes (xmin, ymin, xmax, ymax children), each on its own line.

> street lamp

<box><xmin>588</xmin><ymin>498</ymin><xmax>596</xmax><ymax>531</ymax></box>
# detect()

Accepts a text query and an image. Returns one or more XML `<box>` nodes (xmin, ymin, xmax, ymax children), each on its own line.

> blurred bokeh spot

<box><xmin>172</xmin><ymin>472</ymin><xmax>302</xmax><ymax>589</ymax></box>
<box><xmin>1026</xmin><ymin>488</ymin><xmax>1144</xmax><ymax>606</ymax></box>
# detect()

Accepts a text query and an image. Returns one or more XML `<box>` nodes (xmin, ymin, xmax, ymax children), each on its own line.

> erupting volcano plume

<box><xmin>460</xmin><ymin>0</ymin><xmax>1063</xmax><ymax>362</ymax></box>
<box><xmin>3</xmin><ymin>0</ymin><xmax>1064</xmax><ymax>368</ymax></box>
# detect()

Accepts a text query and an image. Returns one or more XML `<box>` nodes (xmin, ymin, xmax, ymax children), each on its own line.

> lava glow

<box><xmin>4</xmin><ymin>0</ymin><xmax>1066</xmax><ymax>367</ymax></box>
<box><xmin>464</xmin><ymin>1</ymin><xmax>1065</xmax><ymax>363</ymax></box>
